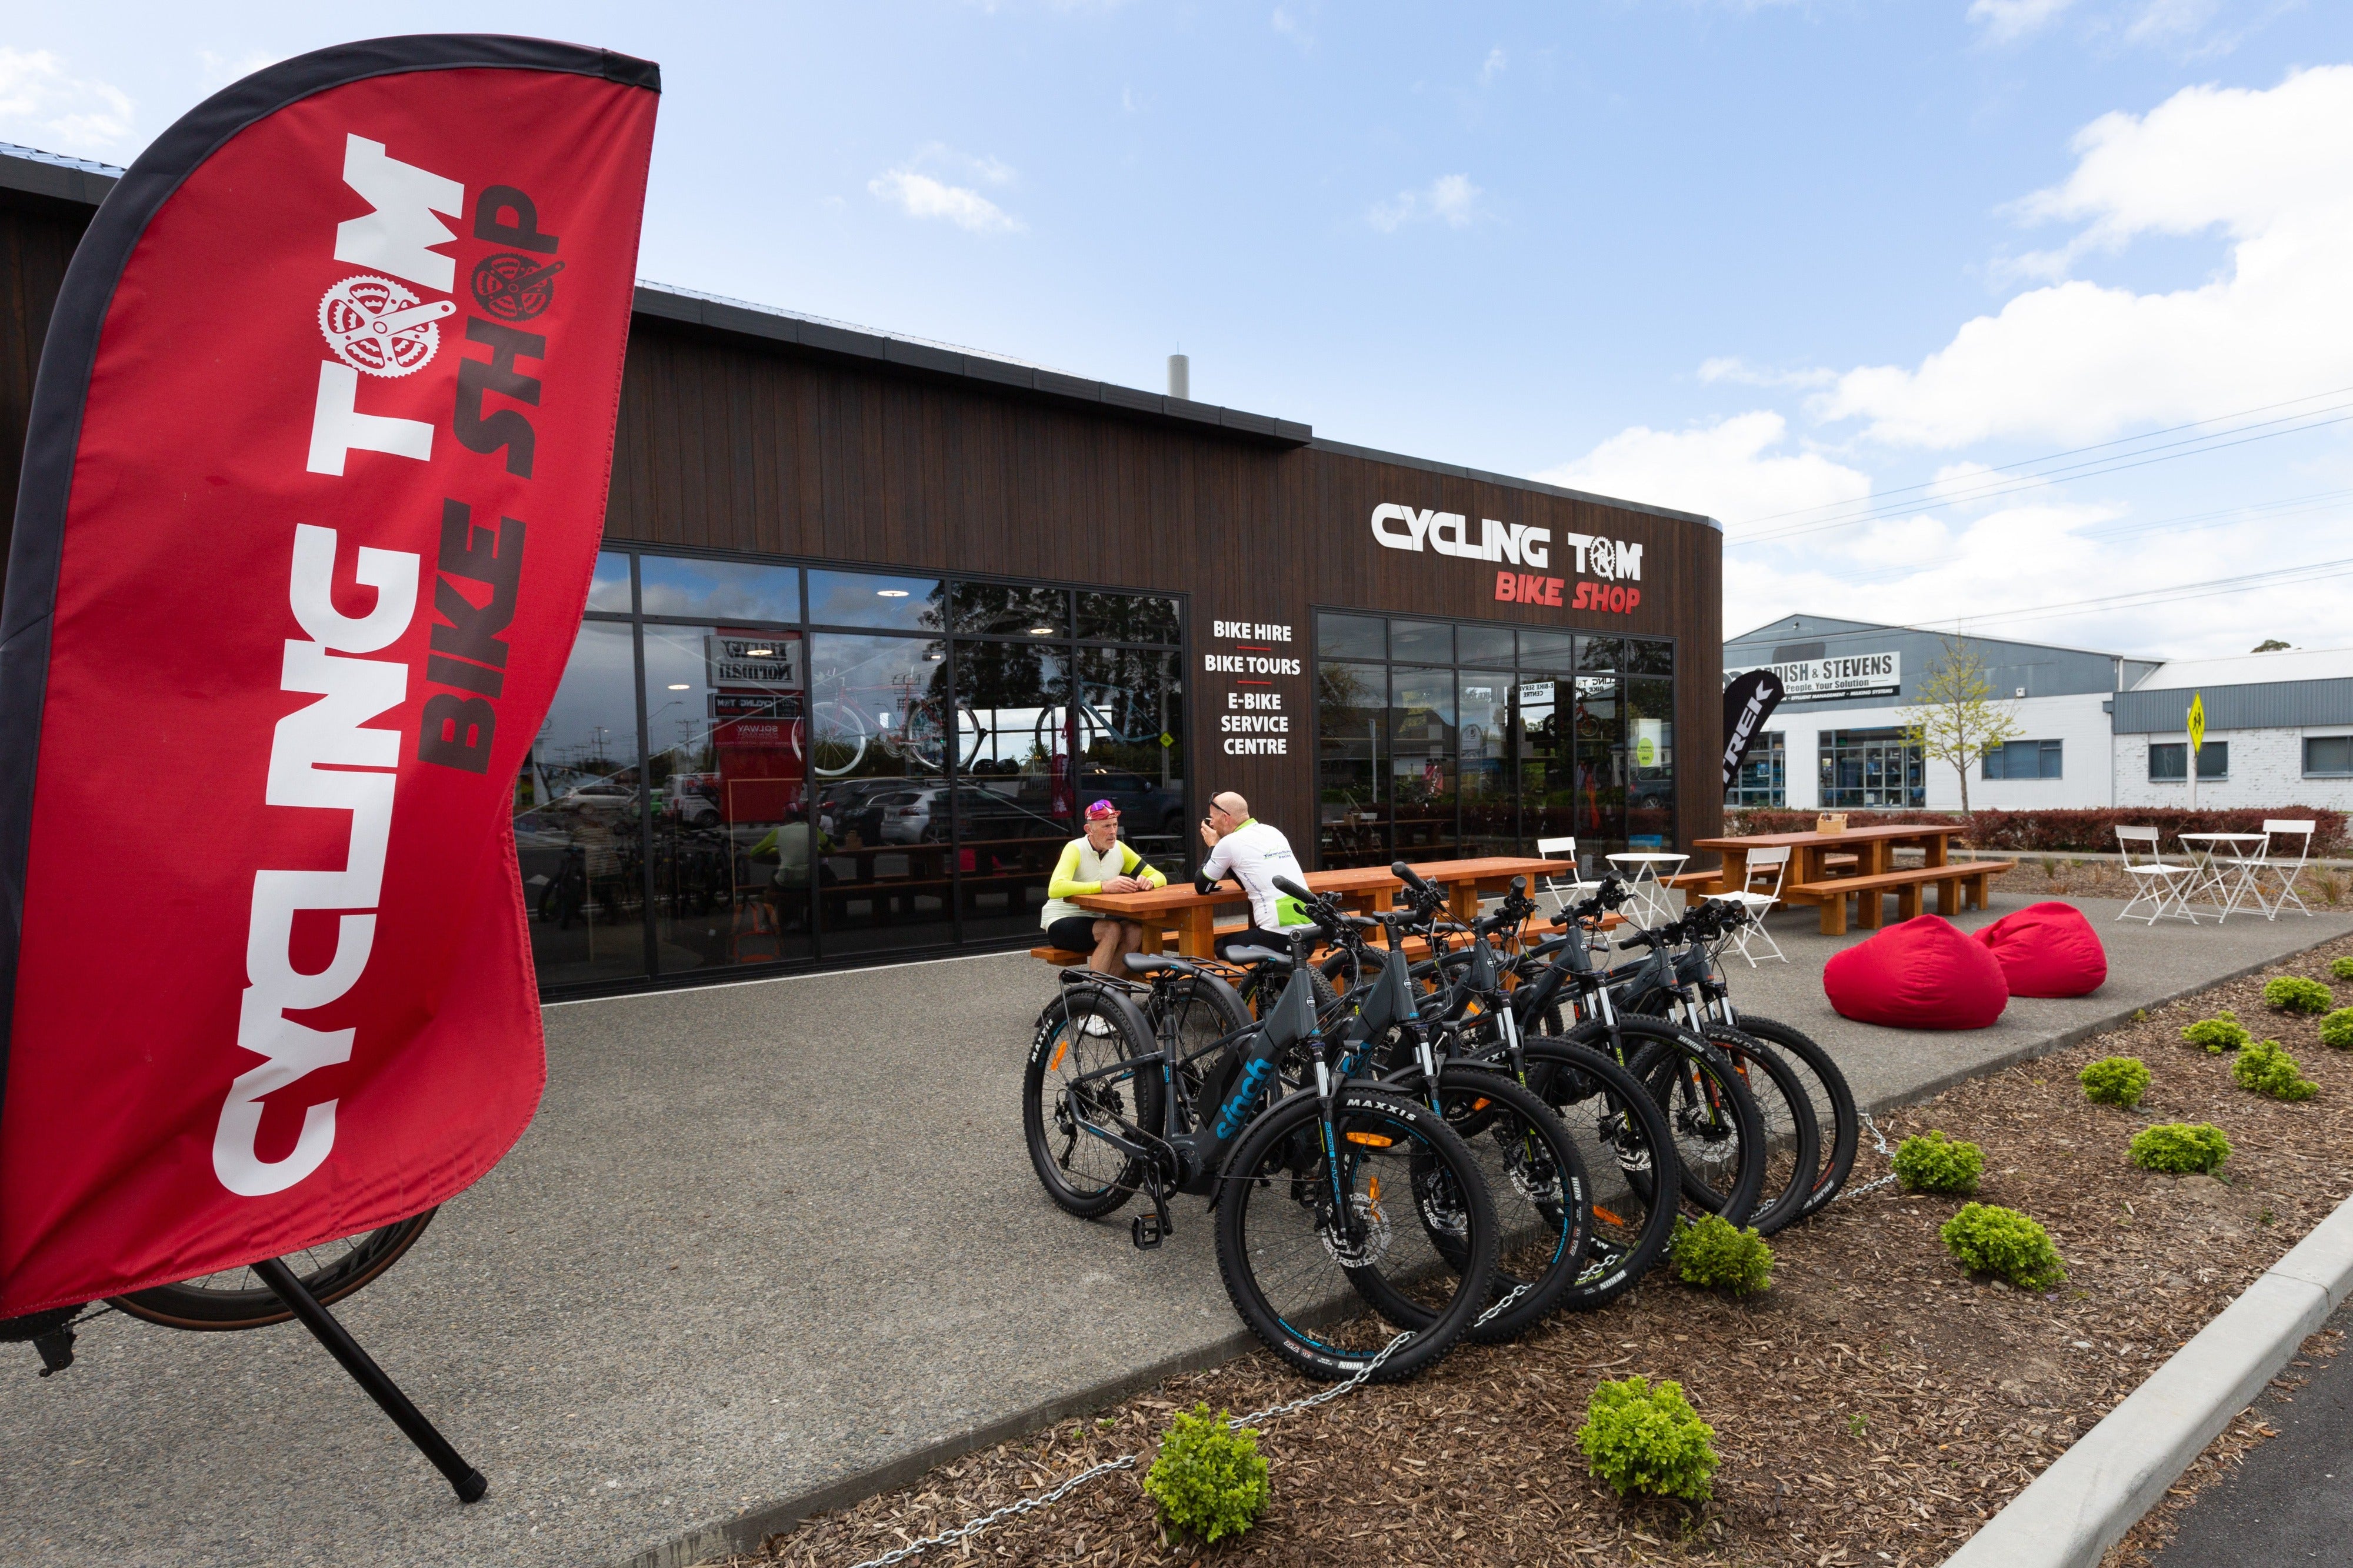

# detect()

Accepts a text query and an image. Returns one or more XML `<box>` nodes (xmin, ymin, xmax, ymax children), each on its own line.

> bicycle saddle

<box><xmin>1225</xmin><ymin>946</ymin><xmax>1292</xmax><ymax>966</ymax></box>
<box><xmin>1123</xmin><ymin>954</ymin><xmax>1199</xmax><ymax>976</ymax></box>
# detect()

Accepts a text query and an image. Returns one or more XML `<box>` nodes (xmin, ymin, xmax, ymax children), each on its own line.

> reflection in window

<box><xmin>1078</xmin><ymin>592</ymin><xmax>1181</xmax><ymax>644</ymax></box>
<box><xmin>1518</xmin><ymin>630</ymin><xmax>1576</xmax><ymax>673</ymax></box>
<box><xmin>1577</xmin><ymin>635</ymin><xmax>1622</xmax><ymax>673</ymax></box>
<box><xmin>586</xmin><ymin>552</ymin><xmax>634</xmax><ymax>613</ymax></box>
<box><xmin>638</xmin><ymin>555</ymin><xmax>801</xmax><ymax>624</ymax></box>
<box><xmin>809</xmin><ymin>635</ymin><xmax>958</xmax><ymax>955</ymax></box>
<box><xmin>1070</xmin><ymin>646</ymin><xmax>1188</xmax><ymax>875</ymax></box>
<box><xmin>1317</xmin><ymin>612</ymin><xmax>1385</xmax><ymax>661</ymax></box>
<box><xmin>806</xmin><ymin>570</ymin><xmax>945</xmax><ymax>631</ymax></box>
<box><xmin>1389</xmin><ymin>666</ymin><xmax>1458</xmax><ymax>858</ymax></box>
<box><xmin>951</xmin><ymin>582</ymin><xmax>1069</xmax><ymax>638</ymax></box>
<box><xmin>956</xmin><ymin>638</ymin><xmax>1078</xmax><ymax>943</ymax></box>
<box><xmin>1389</xmin><ymin>620</ymin><xmax>1454</xmax><ymax>665</ymax></box>
<box><xmin>1625</xmin><ymin>676</ymin><xmax>1675</xmax><ymax>848</ymax></box>
<box><xmin>1318</xmin><ymin>662</ymin><xmax>1387</xmax><ymax>868</ymax></box>
<box><xmin>1458</xmin><ymin>672</ymin><xmax>1516</xmax><ymax>857</ymax></box>
<box><xmin>518</xmin><ymin>621</ymin><xmax>645</xmax><ymax>985</ymax></box>
<box><xmin>1458</xmin><ymin>625</ymin><xmax>1515</xmax><ymax>666</ymax></box>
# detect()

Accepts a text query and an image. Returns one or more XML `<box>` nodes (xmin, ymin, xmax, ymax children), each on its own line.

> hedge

<box><xmin>1723</xmin><ymin>806</ymin><xmax>2347</xmax><ymax>858</ymax></box>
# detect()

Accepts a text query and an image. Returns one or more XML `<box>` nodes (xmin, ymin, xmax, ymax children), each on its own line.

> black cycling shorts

<box><xmin>1044</xmin><ymin>914</ymin><xmax>1108</xmax><ymax>951</ymax></box>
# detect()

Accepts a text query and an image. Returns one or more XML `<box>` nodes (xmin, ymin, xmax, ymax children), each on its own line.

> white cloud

<box><xmin>1480</xmin><ymin>47</ymin><xmax>1508</xmax><ymax>84</ymax></box>
<box><xmin>1534</xmin><ymin>411</ymin><xmax>1871</xmax><ymax>527</ymax></box>
<box><xmin>1367</xmin><ymin>174</ymin><xmax>1484</xmax><ymax>232</ymax></box>
<box><xmin>869</xmin><ymin>170</ymin><xmax>1025</xmax><ymax>234</ymax></box>
<box><xmin>1272</xmin><ymin>6</ymin><xmax>1314</xmax><ymax>50</ymax></box>
<box><xmin>1812</xmin><ymin>65</ymin><xmax>2353</xmax><ymax>449</ymax></box>
<box><xmin>868</xmin><ymin>146</ymin><xmax>1024</xmax><ymax>233</ymax></box>
<box><xmin>0</xmin><ymin>47</ymin><xmax>133</xmax><ymax>153</ymax></box>
<box><xmin>1966</xmin><ymin>0</ymin><xmax>2075</xmax><ymax>44</ymax></box>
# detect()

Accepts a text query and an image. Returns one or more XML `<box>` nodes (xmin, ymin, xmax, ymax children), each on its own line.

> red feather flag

<box><xmin>0</xmin><ymin>37</ymin><xmax>659</xmax><ymax>1315</ymax></box>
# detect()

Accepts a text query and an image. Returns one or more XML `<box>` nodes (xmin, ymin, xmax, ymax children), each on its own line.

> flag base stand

<box><xmin>254</xmin><ymin>1257</ymin><xmax>488</xmax><ymax>1503</ymax></box>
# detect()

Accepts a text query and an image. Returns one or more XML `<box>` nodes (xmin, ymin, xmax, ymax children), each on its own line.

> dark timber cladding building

<box><xmin>1</xmin><ymin>142</ymin><xmax>1724</xmax><ymax>999</ymax></box>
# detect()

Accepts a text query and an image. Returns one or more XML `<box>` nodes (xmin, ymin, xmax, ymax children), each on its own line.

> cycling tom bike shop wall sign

<box><xmin>0</xmin><ymin>37</ymin><xmax>659</xmax><ymax>1316</ymax></box>
<box><xmin>1364</xmin><ymin>502</ymin><xmax>1651</xmax><ymax>616</ymax></box>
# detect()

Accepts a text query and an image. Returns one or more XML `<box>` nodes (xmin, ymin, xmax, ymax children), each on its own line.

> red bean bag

<box><xmin>1972</xmin><ymin>901</ymin><xmax>2107</xmax><ymax>998</ymax></box>
<box><xmin>1822</xmin><ymin>915</ymin><xmax>2009</xmax><ymax>1030</ymax></box>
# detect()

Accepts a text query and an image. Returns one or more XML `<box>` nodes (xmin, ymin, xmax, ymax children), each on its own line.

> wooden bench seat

<box><xmin>1787</xmin><ymin>860</ymin><xmax>2018</xmax><ymax>935</ymax></box>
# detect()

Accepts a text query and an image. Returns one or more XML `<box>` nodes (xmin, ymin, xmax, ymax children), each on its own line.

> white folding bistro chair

<box><xmin>2115</xmin><ymin>826</ymin><xmax>2198</xmax><ymax>926</ymax></box>
<box><xmin>2221</xmin><ymin>819</ymin><xmax>2317</xmax><ymax>920</ymax></box>
<box><xmin>1534</xmin><ymin>836</ymin><xmax>1604</xmax><ymax>926</ymax></box>
<box><xmin>1717</xmin><ymin>845</ymin><xmax>1789</xmax><ymax>967</ymax></box>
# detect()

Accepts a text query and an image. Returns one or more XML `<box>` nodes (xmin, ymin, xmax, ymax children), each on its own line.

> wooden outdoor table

<box><xmin>1071</xmin><ymin>856</ymin><xmax>1567</xmax><ymax>959</ymax></box>
<box><xmin>1684</xmin><ymin>823</ymin><xmax>1973</xmax><ymax>903</ymax></box>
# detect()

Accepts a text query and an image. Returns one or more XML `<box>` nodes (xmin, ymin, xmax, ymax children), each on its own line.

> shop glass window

<box><xmin>1627</xmin><ymin>638</ymin><xmax>1674</xmax><ymax>676</ymax></box>
<box><xmin>2148</xmin><ymin>742</ymin><xmax>2226</xmax><ymax>781</ymax></box>
<box><xmin>2306</xmin><ymin>736</ymin><xmax>2353</xmax><ymax>778</ymax></box>
<box><xmin>808</xmin><ymin>633</ymin><xmax>961</xmax><ymax>955</ymax></box>
<box><xmin>1069</xmin><ymin>646</ymin><xmax>1188</xmax><ymax>877</ymax></box>
<box><xmin>1725</xmin><ymin>732</ymin><xmax>1785</xmax><ymax>808</ymax></box>
<box><xmin>1517</xmin><ymin>630</ymin><xmax>1577</xmax><ymax>673</ymax></box>
<box><xmin>1577</xmin><ymin>635</ymin><xmax>1622</xmax><ymax>673</ymax></box>
<box><xmin>950</xmin><ymin>582</ymin><xmax>1070</xmax><ymax>638</ymax></box>
<box><xmin>586</xmin><ymin>551</ymin><xmax>634</xmax><ymax>613</ymax></box>
<box><xmin>1819</xmin><ymin>728</ymin><xmax>1924</xmax><ymax>808</ymax></box>
<box><xmin>954</xmin><ymin>638</ymin><xmax>1076</xmax><ymax>943</ymax></box>
<box><xmin>1457</xmin><ymin>672</ymin><xmax>1516</xmax><ymax>858</ymax></box>
<box><xmin>1457</xmin><ymin>625</ymin><xmax>1516</xmax><ymax>666</ymax></box>
<box><xmin>1982</xmin><ymin>739</ymin><xmax>2062</xmax><ymax>780</ymax></box>
<box><xmin>1317</xmin><ymin>661</ymin><xmax>1388</xmax><ymax>868</ymax></box>
<box><xmin>1388</xmin><ymin>620</ymin><xmax>1454</xmax><ymax>665</ymax></box>
<box><xmin>639</xmin><ymin>623</ymin><xmax>812</xmax><ymax>973</ymax></box>
<box><xmin>1624</xmin><ymin>677</ymin><xmax>1675</xmax><ymax>847</ymax></box>
<box><xmin>1317</xmin><ymin>612</ymin><xmax>1385</xmax><ymax>661</ymax></box>
<box><xmin>637</xmin><ymin>555</ymin><xmax>801</xmax><ymax>624</ymax></box>
<box><xmin>806</xmin><ymin>569</ymin><xmax>945</xmax><ymax>631</ymax></box>
<box><xmin>1077</xmin><ymin>591</ymin><xmax>1180</xmax><ymax>644</ymax></box>
<box><xmin>1389</xmin><ymin>666</ymin><xmax>1459</xmax><ymax>858</ymax></box>
<box><xmin>1517</xmin><ymin>673</ymin><xmax>1569</xmax><ymax>848</ymax></box>
<box><xmin>519</xmin><ymin>621</ymin><xmax>646</xmax><ymax>987</ymax></box>
<box><xmin>1569</xmin><ymin>676</ymin><xmax>1623</xmax><ymax>848</ymax></box>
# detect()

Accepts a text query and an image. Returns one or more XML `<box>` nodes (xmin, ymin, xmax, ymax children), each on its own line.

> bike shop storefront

<box><xmin>519</xmin><ymin>551</ymin><xmax>1189</xmax><ymax>992</ymax></box>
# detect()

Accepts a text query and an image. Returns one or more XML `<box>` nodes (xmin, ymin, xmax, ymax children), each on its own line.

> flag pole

<box><xmin>253</xmin><ymin>1258</ymin><xmax>487</xmax><ymax>1502</ymax></box>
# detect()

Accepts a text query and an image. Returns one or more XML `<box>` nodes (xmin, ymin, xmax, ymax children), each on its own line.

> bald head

<box><xmin>1212</xmin><ymin>791</ymin><xmax>1249</xmax><ymax>819</ymax></box>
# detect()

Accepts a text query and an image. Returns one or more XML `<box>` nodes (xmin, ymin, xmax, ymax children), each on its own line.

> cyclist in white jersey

<box><xmin>1195</xmin><ymin>792</ymin><xmax>1314</xmax><ymax>959</ymax></box>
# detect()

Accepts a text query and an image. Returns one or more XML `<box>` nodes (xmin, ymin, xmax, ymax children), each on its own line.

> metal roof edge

<box><xmin>0</xmin><ymin>141</ymin><xmax>122</xmax><ymax>206</ymax></box>
<box><xmin>1304</xmin><ymin>436</ymin><xmax>1720</xmax><ymax>530</ymax></box>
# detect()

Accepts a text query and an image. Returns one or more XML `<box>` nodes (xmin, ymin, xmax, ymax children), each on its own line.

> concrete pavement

<box><xmin>2</xmin><ymin>892</ymin><xmax>2347</xmax><ymax>1568</ymax></box>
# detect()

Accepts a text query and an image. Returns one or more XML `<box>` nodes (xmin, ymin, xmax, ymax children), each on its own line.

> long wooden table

<box><xmin>1071</xmin><ymin>855</ymin><xmax>1567</xmax><ymax>959</ymax></box>
<box><xmin>1681</xmin><ymin>824</ymin><xmax>1994</xmax><ymax>933</ymax></box>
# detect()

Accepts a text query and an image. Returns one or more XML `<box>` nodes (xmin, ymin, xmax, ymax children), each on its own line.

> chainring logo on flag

<box><xmin>316</xmin><ymin>273</ymin><xmax>455</xmax><ymax>376</ymax></box>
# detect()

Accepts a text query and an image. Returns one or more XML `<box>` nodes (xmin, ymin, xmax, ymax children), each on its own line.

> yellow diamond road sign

<box><xmin>2187</xmin><ymin>692</ymin><xmax>2206</xmax><ymax>753</ymax></box>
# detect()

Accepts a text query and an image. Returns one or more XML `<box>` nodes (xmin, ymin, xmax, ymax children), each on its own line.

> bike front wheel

<box><xmin>1022</xmin><ymin>987</ymin><xmax>1165</xmax><ymax>1220</ymax></box>
<box><xmin>109</xmin><ymin>1209</ymin><xmax>438</xmax><ymax>1330</ymax></box>
<box><xmin>1724</xmin><ymin>1012</ymin><xmax>1859</xmax><ymax>1220</ymax></box>
<box><xmin>1518</xmin><ymin>1039</ymin><xmax>1683</xmax><ymax>1310</ymax></box>
<box><xmin>1214</xmin><ymin>1085</ymin><xmax>1498</xmax><ymax>1384</ymax></box>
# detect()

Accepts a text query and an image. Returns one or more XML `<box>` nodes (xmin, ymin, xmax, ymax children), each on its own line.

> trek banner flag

<box><xmin>0</xmin><ymin>38</ymin><xmax>658</xmax><ymax>1315</ymax></box>
<box><xmin>1720</xmin><ymin>669</ymin><xmax>1788</xmax><ymax>793</ymax></box>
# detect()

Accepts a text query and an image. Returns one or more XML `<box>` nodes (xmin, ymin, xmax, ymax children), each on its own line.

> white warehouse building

<box><xmin>1724</xmin><ymin>616</ymin><xmax>2353</xmax><ymax>815</ymax></box>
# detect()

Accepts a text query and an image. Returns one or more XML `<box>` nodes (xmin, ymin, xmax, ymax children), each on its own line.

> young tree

<box><xmin>1901</xmin><ymin>637</ymin><xmax>2022</xmax><ymax>816</ymax></box>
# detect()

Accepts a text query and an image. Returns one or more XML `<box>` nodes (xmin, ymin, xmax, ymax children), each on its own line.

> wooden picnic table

<box><xmin>1682</xmin><ymin>823</ymin><xmax>1972</xmax><ymax>899</ymax></box>
<box><xmin>1071</xmin><ymin>855</ymin><xmax>1568</xmax><ymax>959</ymax></box>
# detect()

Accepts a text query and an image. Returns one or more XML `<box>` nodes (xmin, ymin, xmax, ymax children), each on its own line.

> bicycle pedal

<box><xmin>1131</xmin><ymin>1212</ymin><xmax>1166</xmax><ymax>1250</ymax></box>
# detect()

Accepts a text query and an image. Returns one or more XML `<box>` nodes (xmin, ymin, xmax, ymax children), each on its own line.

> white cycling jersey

<box><xmin>1198</xmin><ymin>818</ymin><xmax>1311</xmax><ymax>933</ymax></box>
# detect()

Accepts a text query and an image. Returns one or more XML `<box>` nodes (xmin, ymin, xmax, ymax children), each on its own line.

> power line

<box><xmin>1726</xmin><ymin>381</ymin><xmax>2353</xmax><ymax>529</ymax></box>
<box><xmin>1728</xmin><ymin>406</ymin><xmax>2353</xmax><ymax>547</ymax></box>
<box><xmin>1935</xmin><ymin>554</ymin><xmax>2353</xmax><ymax>633</ymax></box>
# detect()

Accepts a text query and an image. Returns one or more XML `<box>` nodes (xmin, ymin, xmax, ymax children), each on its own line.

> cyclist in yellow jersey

<box><xmin>1042</xmin><ymin>798</ymin><xmax>1168</xmax><ymax>977</ymax></box>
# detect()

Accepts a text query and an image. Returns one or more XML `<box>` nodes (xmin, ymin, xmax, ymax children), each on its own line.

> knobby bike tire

<box><xmin>1559</xmin><ymin>1015</ymin><xmax>1768</xmax><ymax>1229</ymax></box>
<box><xmin>1693</xmin><ymin>1025</ymin><xmax>1819</xmax><ymax>1238</ymax></box>
<box><xmin>109</xmin><ymin>1209</ymin><xmax>439</xmax><ymax>1330</ymax></box>
<box><xmin>1513</xmin><ymin>1039</ymin><xmax>1682</xmax><ymax>1310</ymax></box>
<box><xmin>1723</xmin><ymin>1013</ymin><xmax>1859</xmax><ymax>1219</ymax></box>
<box><xmin>1022</xmin><ymin>985</ymin><xmax>1166</xmax><ymax>1220</ymax></box>
<box><xmin>1214</xmin><ymin>1085</ymin><xmax>1499</xmax><ymax>1384</ymax></box>
<box><xmin>1415</xmin><ymin>1064</ymin><xmax>1594</xmax><ymax>1343</ymax></box>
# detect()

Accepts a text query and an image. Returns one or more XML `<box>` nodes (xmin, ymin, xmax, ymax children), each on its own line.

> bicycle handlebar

<box><xmin>1390</xmin><ymin>861</ymin><xmax>1434</xmax><ymax>895</ymax></box>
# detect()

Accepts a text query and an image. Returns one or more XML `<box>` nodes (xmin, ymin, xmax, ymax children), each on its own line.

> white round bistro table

<box><xmin>1607</xmin><ymin>850</ymin><xmax>1690</xmax><ymax>927</ymax></box>
<box><xmin>2176</xmin><ymin>832</ymin><xmax>2270</xmax><ymax>920</ymax></box>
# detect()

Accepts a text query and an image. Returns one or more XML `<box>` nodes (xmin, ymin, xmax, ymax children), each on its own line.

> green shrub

<box><xmin>2264</xmin><ymin>976</ymin><xmax>2334</xmax><ymax>1015</ymax></box>
<box><xmin>2329</xmin><ymin>956</ymin><xmax>2353</xmax><ymax>983</ymax></box>
<box><xmin>1143</xmin><ymin>1404</ymin><xmax>1268</xmax><ymax>1546</ymax></box>
<box><xmin>2321</xmin><ymin>1007</ymin><xmax>2353</xmax><ymax>1050</ymax></box>
<box><xmin>1578</xmin><ymin>1376</ymin><xmax>1719</xmax><ymax>1504</ymax></box>
<box><xmin>2233</xmin><ymin>1040</ymin><xmax>2318</xmax><ymax>1102</ymax></box>
<box><xmin>1892</xmin><ymin>1130</ymin><xmax>1984</xmax><ymax>1196</ymax></box>
<box><xmin>1940</xmin><ymin>1202</ymin><xmax>2067</xmax><ymax>1290</ymax></box>
<box><xmin>2079</xmin><ymin>1056</ymin><xmax>2152</xmax><ymax>1109</ymax></box>
<box><xmin>1669</xmin><ymin>1215</ymin><xmax>1774</xmax><ymax>1296</ymax></box>
<box><xmin>2182</xmin><ymin>1012</ymin><xmax>2253</xmax><ymax>1053</ymax></box>
<box><xmin>2129</xmin><ymin>1122</ymin><xmax>2232</xmax><ymax>1175</ymax></box>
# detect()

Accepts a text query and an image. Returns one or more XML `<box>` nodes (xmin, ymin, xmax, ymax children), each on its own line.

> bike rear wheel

<box><xmin>1564</xmin><ymin>1015</ymin><xmax>1767</xmax><ymax>1228</ymax></box>
<box><xmin>1725</xmin><ymin>1013</ymin><xmax>1859</xmax><ymax>1219</ymax></box>
<box><xmin>1215</xmin><ymin>1085</ymin><xmax>1498</xmax><ymax>1383</ymax></box>
<box><xmin>1517</xmin><ymin>1039</ymin><xmax>1682</xmax><ymax>1310</ymax></box>
<box><xmin>1022</xmin><ymin>986</ymin><xmax>1165</xmax><ymax>1219</ymax></box>
<box><xmin>1416</xmin><ymin>1065</ymin><xmax>1593</xmax><ymax>1342</ymax></box>
<box><xmin>1695</xmin><ymin>1025</ymin><xmax>1818</xmax><ymax>1237</ymax></box>
<box><xmin>109</xmin><ymin>1209</ymin><xmax>438</xmax><ymax>1330</ymax></box>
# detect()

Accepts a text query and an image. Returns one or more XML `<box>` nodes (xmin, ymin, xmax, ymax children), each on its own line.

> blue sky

<box><xmin>6</xmin><ymin>1</ymin><xmax>2351</xmax><ymax>658</ymax></box>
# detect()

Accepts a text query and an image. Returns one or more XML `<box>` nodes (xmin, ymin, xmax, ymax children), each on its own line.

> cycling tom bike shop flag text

<box><xmin>0</xmin><ymin>37</ymin><xmax>659</xmax><ymax>1315</ymax></box>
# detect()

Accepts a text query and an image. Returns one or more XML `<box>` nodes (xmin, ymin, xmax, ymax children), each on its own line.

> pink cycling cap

<box><xmin>1085</xmin><ymin>799</ymin><xmax>1121</xmax><ymax>820</ymax></box>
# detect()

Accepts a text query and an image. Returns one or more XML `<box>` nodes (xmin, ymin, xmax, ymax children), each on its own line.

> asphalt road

<box><xmin>2</xmin><ymin>892</ymin><xmax>2347</xmax><ymax>1568</ymax></box>
<box><xmin>2152</xmin><ymin>1303</ymin><xmax>2353</xmax><ymax>1566</ymax></box>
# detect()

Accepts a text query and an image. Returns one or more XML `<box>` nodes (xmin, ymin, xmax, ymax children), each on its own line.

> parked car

<box><xmin>877</xmin><ymin>785</ymin><xmax>1066</xmax><ymax>845</ymax></box>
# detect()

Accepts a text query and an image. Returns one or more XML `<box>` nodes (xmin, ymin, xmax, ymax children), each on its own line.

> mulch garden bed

<box><xmin>718</xmin><ymin>932</ymin><xmax>2353</xmax><ymax>1568</ymax></box>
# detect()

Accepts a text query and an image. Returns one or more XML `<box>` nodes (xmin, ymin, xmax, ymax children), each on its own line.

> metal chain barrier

<box><xmin>843</xmin><ymin>1280</ymin><xmax>1535</xmax><ymax>1568</ymax></box>
<box><xmin>1839</xmin><ymin>1110</ymin><xmax>1901</xmax><ymax>1202</ymax></box>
